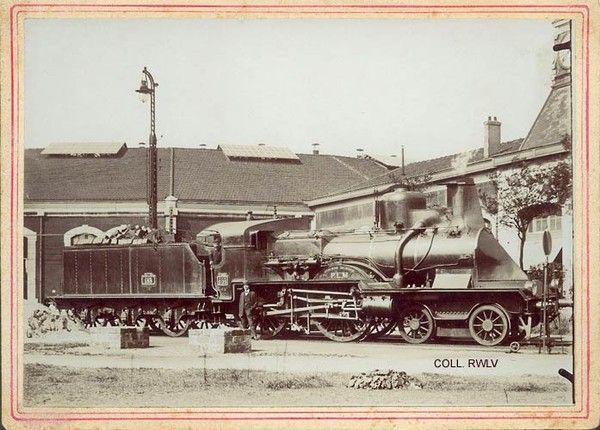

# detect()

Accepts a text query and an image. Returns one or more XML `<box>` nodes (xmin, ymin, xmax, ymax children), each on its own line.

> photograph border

<box><xmin>1</xmin><ymin>1</ymin><xmax>597</xmax><ymax>429</ymax></box>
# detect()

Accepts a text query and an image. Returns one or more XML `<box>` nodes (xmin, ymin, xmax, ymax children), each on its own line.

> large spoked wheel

<box><xmin>365</xmin><ymin>317</ymin><xmax>397</xmax><ymax>340</ymax></box>
<box><xmin>93</xmin><ymin>312</ymin><xmax>120</xmax><ymax>327</ymax></box>
<box><xmin>162</xmin><ymin>317</ymin><xmax>191</xmax><ymax>337</ymax></box>
<box><xmin>468</xmin><ymin>304</ymin><xmax>509</xmax><ymax>346</ymax></box>
<box><xmin>157</xmin><ymin>307</ymin><xmax>191</xmax><ymax>337</ymax></box>
<box><xmin>135</xmin><ymin>315</ymin><xmax>159</xmax><ymax>333</ymax></box>
<box><xmin>314</xmin><ymin>318</ymin><xmax>369</xmax><ymax>342</ymax></box>
<box><xmin>93</xmin><ymin>315</ymin><xmax>111</xmax><ymax>327</ymax></box>
<box><xmin>255</xmin><ymin>314</ymin><xmax>287</xmax><ymax>339</ymax></box>
<box><xmin>398</xmin><ymin>305</ymin><xmax>435</xmax><ymax>344</ymax></box>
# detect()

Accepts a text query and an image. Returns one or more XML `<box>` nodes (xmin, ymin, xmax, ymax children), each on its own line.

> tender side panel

<box><xmin>62</xmin><ymin>243</ymin><xmax>205</xmax><ymax>298</ymax></box>
<box><xmin>106</xmin><ymin>248</ymin><xmax>127</xmax><ymax>294</ymax></box>
<box><xmin>132</xmin><ymin>246</ymin><xmax>163</xmax><ymax>294</ymax></box>
<box><xmin>78</xmin><ymin>251</ymin><xmax>92</xmax><ymax>294</ymax></box>
<box><xmin>62</xmin><ymin>250</ymin><xmax>78</xmax><ymax>295</ymax></box>
<box><xmin>90</xmin><ymin>249</ymin><xmax>107</xmax><ymax>295</ymax></box>
<box><xmin>161</xmin><ymin>245</ymin><xmax>184</xmax><ymax>294</ymax></box>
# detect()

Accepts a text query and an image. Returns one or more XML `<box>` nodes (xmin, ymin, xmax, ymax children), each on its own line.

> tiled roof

<box><xmin>316</xmin><ymin>139</ymin><xmax>524</xmax><ymax>199</ymax></box>
<box><xmin>24</xmin><ymin>147</ymin><xmax>388</xmax><ymax>204</ymax></box>
<box><xmin>520</xmin><ymin>84</ymin><xmax>571</xmax><ymax>150</ymax></box>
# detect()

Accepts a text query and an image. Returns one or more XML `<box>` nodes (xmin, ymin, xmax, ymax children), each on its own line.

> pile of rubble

<box><xmin>348</xmin><ymin>370</ymin><xmax>423</xmax><ymax>390</ymax></box>
<box><xmin>25</xmin><ymin>303</ymin><xmax>84</xmax><ymax>338</ymax></box>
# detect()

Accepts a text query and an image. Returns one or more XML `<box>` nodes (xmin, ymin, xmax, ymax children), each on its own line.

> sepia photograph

<box><xmin>1</xmin><ymin>2</ymin><xmax>597</xmax><ymax>429</ymax></box>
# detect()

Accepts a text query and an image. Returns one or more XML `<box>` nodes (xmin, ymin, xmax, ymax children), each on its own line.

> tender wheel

<box><xmin>398</xmin><ymin>305</ymin><xmax>434</xmax><ymax>344</ymax></box>
<box><xmin>468</xmin><ymin>304</ymin><xmax>509</xmax><ymax>346</ymax></box>
<box><xmin>314</xmin><ymin>318</ymin><xmax>369</xmax><ymax>342</ymax></box>
<box><xmin>93</xmin><ymin>315</ymin><xmax>110</xmax><ymax>327</ymax></box>
<box><xmin>158</xmin><ymin>307</ymin><xmax>191</xmax><ymax>337</ymax></box>
<box><xmin>255</xmin><ymin>315</ymin><xmax>287</xmax><ymax>339</ymax></box>
<box><xmin>160</xmin><ymin>316</ymin><xmax>191</xmax><ymax>337</ymax></box>
<box><xmin>365</xmin><ymin>317</ymin><xmax>397</xmax><ymax>340</ymax></box>
<box><xmin>135</xmin><ymin>315</ymin><xmax>158</xmax><ymax>332</ymax></box>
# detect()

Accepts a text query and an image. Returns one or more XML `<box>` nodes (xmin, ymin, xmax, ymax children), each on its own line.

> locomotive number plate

<box><xmin>216</xmin><ymin>272</ymin><xmax>229</xmax><ymax>287</ymax></box>
<box><xmin>141</xmin><ymin>272</ymin><xmax>157</xmax><ymax>289</ymax></box>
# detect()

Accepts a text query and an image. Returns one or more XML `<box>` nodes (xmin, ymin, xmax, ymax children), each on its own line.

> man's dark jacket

<box><xmin>239</xmin><ymin>290</ymin><xmax>258</xmax><ymax>317</ymax></box>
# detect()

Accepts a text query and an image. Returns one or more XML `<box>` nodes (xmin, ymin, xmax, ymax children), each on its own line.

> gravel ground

<box><xmin>22</xmin><ymin>335</ymin><xmax>573</xmax><ymax>408</ymax></box>
<box><xmin>24</xmin><ymin>364</ymin><xmax>572</xmax><ymax>408</ymax></box>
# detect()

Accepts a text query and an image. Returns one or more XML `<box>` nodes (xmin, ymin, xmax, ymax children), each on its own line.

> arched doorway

<box><xmin>63</xmin><ymin>225</ymin><xmax>105</xmax><ymax>247</ymax></box>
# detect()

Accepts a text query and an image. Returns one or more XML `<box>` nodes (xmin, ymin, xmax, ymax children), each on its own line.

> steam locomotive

<box><xmin>51</xmin><ymin>180</ymin><xmax>559</xmax><ymax>346</ymax></box>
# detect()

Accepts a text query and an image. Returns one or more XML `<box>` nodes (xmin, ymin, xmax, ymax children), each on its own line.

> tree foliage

<box><xmin>386</xmin><ymin>170</ymin><xmax>432</xmax><ymax>192</ymax></box>
<box><xmin>479</xmin><ymin>161</ymin><xmax>572</xmax><ymax>269</ymax></box>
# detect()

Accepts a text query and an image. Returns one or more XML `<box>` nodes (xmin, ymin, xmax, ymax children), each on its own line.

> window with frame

<box><xmin>528</xmin><ymin>215</ymin><xmax>562</xmax><ymax>233</ymax></box>
<box><xmin>70</xmin><ymin>233</ymin><xmax>98</xmax><ymax>245</ymax></box>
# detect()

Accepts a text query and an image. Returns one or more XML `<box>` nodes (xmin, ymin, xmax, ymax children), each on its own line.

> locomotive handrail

<box><xmin>289</xmin><ymin>288</ymin><xmax>354</xmax><ymax>296</ymax></box>
<box><xmin>276</xmin><ymin>224</ymin><xmax>473</xmax><ymax>238</ymax></box>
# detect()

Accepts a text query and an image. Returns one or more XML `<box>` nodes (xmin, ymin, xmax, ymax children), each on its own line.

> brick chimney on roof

<box><xmin>483</xmin><ymin>116</ymin><xmax>501</xmax><ymax>158</ymax></box>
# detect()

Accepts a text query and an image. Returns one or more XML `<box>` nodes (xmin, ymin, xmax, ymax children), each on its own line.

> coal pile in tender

<box><xmin>348</xmin><ymin>370</ymin><xmax>423</xmax><ymax>390</ymax></box>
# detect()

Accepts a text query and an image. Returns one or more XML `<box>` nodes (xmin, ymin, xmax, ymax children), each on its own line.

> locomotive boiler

<box><xmin>51</xmin><ymin>180</ymin><xmax>558</xmax><ymax>346</ymax></box>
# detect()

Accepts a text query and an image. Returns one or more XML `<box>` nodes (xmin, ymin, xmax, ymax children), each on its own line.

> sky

<box><xmin>24</xmin><ymin>18</ymin><xmax>556</xmax><ymax>162</ymax></box>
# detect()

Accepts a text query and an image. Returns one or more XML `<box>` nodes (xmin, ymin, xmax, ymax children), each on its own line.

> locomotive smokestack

<box><xmin>393</xmin><ymin>211</ymin><xmax>440</xmax><ymax>287</ymax></box>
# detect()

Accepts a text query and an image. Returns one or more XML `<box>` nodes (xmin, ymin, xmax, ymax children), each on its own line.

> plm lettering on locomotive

<box><xmin>51</xmin><ymin>179</ymin><xmax>560</xmax><ymax>346</ymax></box>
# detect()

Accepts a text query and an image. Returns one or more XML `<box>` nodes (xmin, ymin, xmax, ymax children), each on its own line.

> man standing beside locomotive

<box><xmin>239</xmin><ymin>281</ymin><xmax>259</xmax><ymax>339</ymax></box>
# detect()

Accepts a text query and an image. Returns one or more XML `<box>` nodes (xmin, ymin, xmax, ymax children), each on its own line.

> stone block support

<box><xmin>89</xmin><ymin>327</ymin><xmax>150</xmax><ymax>349</ymax></box>
<box><xmin>189</xmin><ymin>328</ymin><xmax>251</xmax><ymax>354</ymax></box>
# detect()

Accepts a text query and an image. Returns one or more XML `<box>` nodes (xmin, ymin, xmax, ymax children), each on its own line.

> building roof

<box><xmin>24</xmin><ymin>147</ymin><xmax>388</xmax><ymax>205</ymax></box>
<box><xmin>41</xmin><ymin>142</ymin><xmax>127</xmax><ymax>156</ymax></box>
<box><xmin>315</xmin><ymin>139</ymin><xmax>523</xmax><ymax>199</ymax></box>
<box><xmin>363</xmin><ymin>153</ymin><xmax>402</xmax><ymax>168</ymax></box>
<box><xmin>520</xmin><ymin>83</ymin><xmax>571</xmax><ymax>151</ymax></box>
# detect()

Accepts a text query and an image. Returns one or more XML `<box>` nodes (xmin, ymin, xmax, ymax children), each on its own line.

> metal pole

<box><xmin>541</xmin><ymin>255</ymin><xmax>549</xmax><ymax>352</ymax></box>
<box><xmin>141</xmin><ymin>67</ymin><xmax>158</xmax><ymax>230</ymax></box>
<box><xmin>401</xmin><ymin>145</ymin><xmax>406</xmax><ymax>177</ymax></box>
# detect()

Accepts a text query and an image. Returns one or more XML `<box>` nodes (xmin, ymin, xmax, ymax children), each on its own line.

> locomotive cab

<box><xmin>196</xmin><ymin>216</ymin><xmax>311</xmax><ymax>301</ymax></box>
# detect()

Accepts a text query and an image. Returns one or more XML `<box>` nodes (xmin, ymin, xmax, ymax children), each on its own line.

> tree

<box><xmin>479</xmin><ymin>161</ymin><xmax>572</xmax><ymax>269</ymax></box>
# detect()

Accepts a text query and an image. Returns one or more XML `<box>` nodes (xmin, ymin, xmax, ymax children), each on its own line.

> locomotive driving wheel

<box><xmin>311</xmin><ymin>264</ymin><xmax>375</xmax><ymax>342</ymax></box>
<box><xmin>314</xmin><ymin>317</ymin><xmax>369</xmax><ymax>342</ymax></box>
<box><xmin>468</xmin><ymin>304</ymin><xmax>509</xmax><ymax>346</ymax></box>
<box><xmin>397</xmin><ymin>305</ymin><xmax>434</xmax><ymax>344</ymax></box>
<box><xmin>255</xmin><ymin>315</ymin><xmax>287</xmax><ymax>339</ymax></box>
